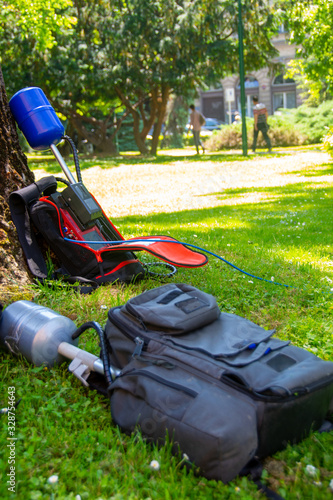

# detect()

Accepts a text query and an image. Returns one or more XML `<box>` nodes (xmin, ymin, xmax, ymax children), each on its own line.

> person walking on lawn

<box><xmin>252</xmin><ymin>96</ymin><xmax>272</xmax><ymax>153</ymax></box>
<box><xmin>189</xmin><ymin>104</ymin><xmax>205</xmax><ymax>155</ymax></box>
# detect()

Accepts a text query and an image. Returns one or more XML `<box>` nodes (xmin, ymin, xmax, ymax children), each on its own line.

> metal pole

<box><xmin>238</xmin><ymin>0</ymin><xmax>248</xmax><ymax>156</ymax></box>
<box><xmin>58</xmin><ymin>342</ymin><xmax>120</xmax><ymax>380</ymax></box>
<box><xmin>50</xmin><ymin>144</ymin><xmax>77</xmax><ymax>184</ymax></box>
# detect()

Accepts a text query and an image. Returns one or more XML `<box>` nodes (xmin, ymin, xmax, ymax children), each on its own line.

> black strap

<box><xmin>61</xmin><ymin>274</ymin><xmax>99</xmax><ymax>295</ymax></box>
<box><xmin>241</xmin><ymin>459</ymin><xmax>285</xmax><ymax>500</ymax></box>
<box><xmin>318</xmin><ymin>420</ymin><xmax>333</xmax><ymax>433</ymax></box>
<box><xmin>253</xmin><ymin>479</ymin><xmax>285</xmax><ymax>500</ymax></box>
<box><xmin>33</xmin><ymin>271</ymin><xmax>99</xmax><ymax>295</ymax></box>
<box><xmin>9</xmin><ymin>177</ymin><xmax>58</xmax><ymax>280</ymax></box>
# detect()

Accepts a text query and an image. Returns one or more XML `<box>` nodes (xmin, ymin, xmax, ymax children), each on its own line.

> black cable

<box><xmin>62</xmin><ymin>134</ymin><xmax>82</xmax><ymax>183</ymax></box>
<box><xmin>144</xmin><ymin>262</ymin><xmax>177</xmax><ymax>279</ymax></box>
<box><xmin>65</xmin><ymin>236</ymin><xmax>296</xmax><ymax>291</ymax></box>
<box><xmin>66</xmin><ymin>235</ymin><xmax>333</xmax><ymax>295</ymax></box>
<box><xmin>55</xmin><ymin>176</ymin><xmax>71</xmax><ymax>187</ymax></box>
<box><xmin>72</xmin><ymin>321</ymin><xmax>114</xmax><ymax>387</ymax></box>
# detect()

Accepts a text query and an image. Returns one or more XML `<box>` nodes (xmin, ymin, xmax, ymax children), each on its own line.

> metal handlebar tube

<box><xmin>57</xmin><ymin>342</ymin><xmax>105</xmax><ymax>375</ymax></box>
<box><xmin>50</xmin><ymin>144</ymin><xmax>77</xmax><ymax>185</ymax></box>
<box><xmin>57</xmin><ymin>341</ymin><xmax>120</xmax><ymax>386</ymax></box>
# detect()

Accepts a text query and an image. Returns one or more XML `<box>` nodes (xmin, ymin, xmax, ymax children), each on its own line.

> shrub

<box><xmin>266</xmin><ymin>118</ymin><xmax>306</xmax><ymax>147</ymax></box>
<box><xmin>204</xmin><ymin>101</ymin><xmax>333</xmax><ymax>151</ymax></box>
<box><xmin>204</xmin><ymin>117</ymin><xmax>306</xmax><ymax>151</ymax></box>
<box><xmin>203</xmin><ymin>124</ymin><xmax>243</xmax><ymax>151</ymax></box>
<box><xmin>322</xmin><ymin>126</ymin><xmax>333</xmax><ymax>158</ymax></box>
<box><xmin>282</xmin><ymin>101</ymin><xmax>333</xmax><ymax>144</ymax></box>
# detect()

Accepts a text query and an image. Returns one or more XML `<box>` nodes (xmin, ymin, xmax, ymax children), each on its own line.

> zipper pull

<box><xmin>126</xmin><ymin>304</ymin><xmax>147</xmax><ymax>330</ymax></box>
<box><xmin>133</xmin><ymin>337</ymin><xmax>144</xmax><ymax>358</ymax></box>
<box><xmin>135</xmin><ymin>315</ymin><xmax>147</xmax><ymax>331</ymax></box>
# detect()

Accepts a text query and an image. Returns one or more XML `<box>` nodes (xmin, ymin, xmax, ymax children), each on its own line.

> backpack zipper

<box><xmin>108</xmin><ymin>307</ymin><xmax>150</xmax><ymax>346</ymax></box>
<box><xmin>119</xmin><ymin>369</ymin><xmax>198</xmax><ymax>398</ymax></box>
<box><xmin>125</xmin><ymin>302</ymin><xmax>150</xmax><ymax>332</ymax></box>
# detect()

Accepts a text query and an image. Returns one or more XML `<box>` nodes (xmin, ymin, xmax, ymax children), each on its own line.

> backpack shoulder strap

<box><xmin>9</xmin><ymin>176</ymin><xmax>58</xmax><ymax>280</ymax></box>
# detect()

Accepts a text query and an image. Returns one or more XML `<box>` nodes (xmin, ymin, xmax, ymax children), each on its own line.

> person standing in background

<box><xmin>252</xmin><ymin>96</ymin><xmax>272</xmax><ymax>153</ymax></box>
<box><xmin>189</xmin><ymin>104</ymin><xmax>205</xmax><ymax>155</ymax></box>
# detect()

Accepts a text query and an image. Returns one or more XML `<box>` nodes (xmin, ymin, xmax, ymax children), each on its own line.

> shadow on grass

<box><xmin>209</xmin><ymin>180</ymin><xmax>333</xmax><ymax>198</ymax></box>
<box><xmin>284</xmin><ymin>162</ymin><xmax>333</xmax><ymax>177</ymax></box>
<box><xmin>28</xmin><ymin>148</ymin><xmax>295</xmax><ymax>176</ymax></box>
<box><xmin>113</xmin><ymin>181</ymin><xmax>333</xmax><ymax>256</ymax></box>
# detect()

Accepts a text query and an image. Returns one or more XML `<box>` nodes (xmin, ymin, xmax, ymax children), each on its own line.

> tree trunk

<box><xmin>114</xmin><ymin>87</ymin><xmax>151</xmax><ymax>155</ymax></box>
<box><xmin>162</xmin><ymin>95</ymin><xmax>188</xmax><ymax>149</ymax></box>
<box><xmin>0</xmin><ymin>65</ymin><xmax>35</xmax><ymax>291</ymax></box>
<box><xmin>70</xmin><ymin>116</ymin><xmax>118</xmax><ymax>156</ymax></box>
<box><xmin>131</xmin><ymin>107</ymin><xmax>149</xmax><ymax>155</ymax></box>
<box><xmin>150</xmin><ymin>86</ymin><xmax>170</xmax><ymax>156</ymax></box>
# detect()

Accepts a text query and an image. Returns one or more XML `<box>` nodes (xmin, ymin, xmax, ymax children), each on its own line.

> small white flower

<box><xmin>305</xmin><ymin>464</ymin><xmax>318</xmax><ymax>477</ymax></box>
<box><xmin>47</xmin><ymin>475</ymin><xmax>59</xmax><ymax>485</ymax></box>
<box><xmin>329</xmin><ymin>479</ymin><xmax>333</xmax><ymax>491</ymax></box>
<box><xmin>313</xmin><ymin>481</ymin><xmax>322</xmax><ymax>487</ymax></box>
<box><xmin>235</xmin><ymin>487</ymin><xmax>241</xmax><ymax>493</ymax></box>
<box><xmin>227</xmin><ymin>243</ymin><xmax>231</xmax><ymax>246</ymax></box>
<box><xmin>75</xmin><ymin>495</ymin><xmax>82</xmax><ymax>500</ymax></box>
<box><xmin>182</xmin><ymin>453</ymin><xmax>189</xmax><ymax>461</ymax></box>
<box><xmin>248</xmin><ymin>280</ymin><xmax>253</xmax><ymax>284</ymax></box>
<box><xmin>100</xmin><ymin>305</ymin><xmax>108</xmax><ymax>310</ymax></box>
<box><xmin>149</xmin><ymin>460</ymin><xmax>160</xmax><ymax>471</ymax></box>
<box><xmin>271</xmin><ymin>276</ymin><xmax>274</xmax><ymax>282</ymax></box>
<box><xmin>193</xmin><ymin>234</ymin><xmax>198</xmax><ymax>238</ymax></box>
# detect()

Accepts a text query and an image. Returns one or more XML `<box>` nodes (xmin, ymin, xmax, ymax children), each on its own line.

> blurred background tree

<box><xmin>281</xmin><ymin>0</ymin><xmax>333</xmax><ymax>104</ymax></box>
<box><xmin>1</xmin><ymin>0</ymin><xmax>280</xmax><ymax>155</ymax></box>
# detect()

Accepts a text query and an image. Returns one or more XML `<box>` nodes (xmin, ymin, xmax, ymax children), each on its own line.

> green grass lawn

<box><xmin>1</xmin><ymin>148</ymin><xmax>333</xmax><ymax>499</ymax></box>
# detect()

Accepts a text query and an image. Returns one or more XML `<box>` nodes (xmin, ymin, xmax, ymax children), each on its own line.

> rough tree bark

<box><xmin>150</xmin><ymin>85</ymin><xmax>170</xmax><ymax>156</ymax></box>
<box><xmin>115</xmin><ymin>86</ymin><xmax>156</xmax><ymax>155</ymax></box>
<box><xmin>0</xmin><ymin>65</ymin><xmax>35</xmax><ymax>289</ymax></box>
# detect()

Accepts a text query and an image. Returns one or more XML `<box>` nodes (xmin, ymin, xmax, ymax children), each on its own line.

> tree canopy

<box><xmin>0</xmin><ymin>0</ymin><xmax>75</xmax><ymax>51</ymax></box>
<box><xmin>284</xmin><ymin>0</ymin><xmax>333</xmax><ymax>103</ymax></box>
<box><xmin>1</xmin><ymin>0</ymin><xmax>280</xmax><ymax>155</ymax></box>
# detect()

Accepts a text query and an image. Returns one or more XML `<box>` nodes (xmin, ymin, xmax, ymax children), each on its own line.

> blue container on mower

<box><xmin>9</xmin><ymin>87</ymin><xmax>64</xmax><ymax>150</ymax></box>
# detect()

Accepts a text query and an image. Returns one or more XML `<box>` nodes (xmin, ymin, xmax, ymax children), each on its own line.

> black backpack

<box><xmin>9</xmin><ymin>178</ymin><xmax>208</xmax><ymax>292</ymax></box>
<box><xmin>9</xmin><ymin>176</ymin><xmax>146</xmax><ymax>291</ymax></box>
<box><xmin>103</xmin><ymin>283</ymin><xmax>333</xmax><ymax>484</ymax></box>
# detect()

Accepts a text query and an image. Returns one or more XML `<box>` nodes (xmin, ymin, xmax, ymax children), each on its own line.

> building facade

<box><xmin>200</xmin><ymin>30</ymin><xmax>303</xmax><ymax>123</ymax></box>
